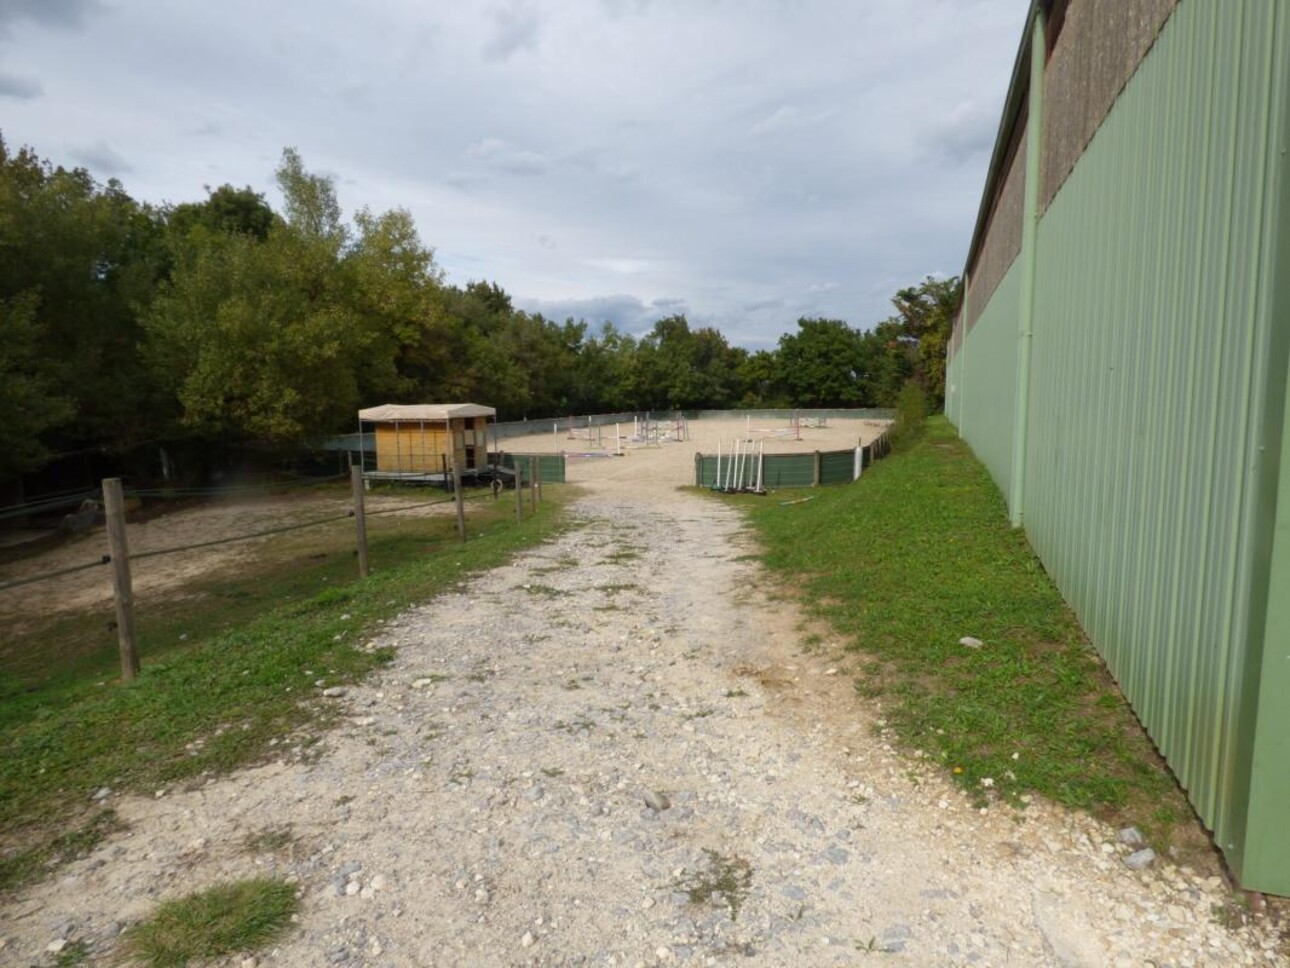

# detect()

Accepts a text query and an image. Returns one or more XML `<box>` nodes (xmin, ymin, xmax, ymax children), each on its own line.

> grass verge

<box><xmin>738</xmin><ymin>417</ymin><xmax>1192</xmax><ymax>847</ymax></box>
<box><xmin>0</xmin><ymin>487</ymin><xmax>570</xmax><ymax>891</ymax></box>
<box><xmin>119</xmin><ymin>878</ymin><xmax>298</xmax><ymax>967</ymax></box>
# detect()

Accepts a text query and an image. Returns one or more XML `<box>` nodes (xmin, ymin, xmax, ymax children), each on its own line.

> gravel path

<box><xmin>3</xmin><ymin>484</ymin><xmax>1286</xmax><ymax>967</ymax></box>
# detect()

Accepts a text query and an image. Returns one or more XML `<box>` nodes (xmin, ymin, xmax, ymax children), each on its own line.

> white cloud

<box><xmin>0</xmin><ymin>0</ymin><xmax>1025</xmax><ymax>346</ymax></box>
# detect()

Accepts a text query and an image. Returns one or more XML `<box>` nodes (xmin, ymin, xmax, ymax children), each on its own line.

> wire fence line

<box><xmin>0</xmin><ymin>486</ymin><xmax>505</xmax><ymax>595</ymax></box>
<box><xmin>0</xmin><ymin>472</ymin><xmax>352</xmax><ymax>522</ymax></box>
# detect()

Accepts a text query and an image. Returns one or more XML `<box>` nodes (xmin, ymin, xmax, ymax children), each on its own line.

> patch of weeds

<box><xmin>595</xmin><ymin>583</ymin><xmax>639</xmax><ymax>595</ymax></box>
<box><xmin>594</xmin><ymin>603</ymin><xmax>623</xmax><ymax>612</ymax></box>
<box><xmin>540</xmin><ymin>767</ymin><xmax>564</xmax><ymax>778</ymax></box>
<box><xmin>854</xmin><ymin>936</ymin><xmax>897</xmax><ymax>954</ymax></box>
<box><xmin>681</xmin><ymin>708</ymin><xmax>715</xmax><ymax>721</ymax></box>
<box><xmin>679</xmin><ymin>849</ymin><xmax>753</xmax><ymax>920</ymax></box>
<box><xmin>603</xmin><ymin>548</ymin><xmax>642</xmax><ymax>564</ymax></box>
<box><xmin>724</xmin><ymin>688</ymin><xmax>748</xmax><ymax>699</ymax></box>
<box><xmin>415</xmin><ymin>672</ymin><xmax>451</xmax><ymax>684</ymax></box>
<box><xmin>562</xmin><ymin>679</ymin><xmax>583</xmax><ymax>691</ymax></box>
<box><xmin>555</xmin><ymin>716</ymin><xmax>595</xmax><ymax>735</ymax></box>
<box><xmin>53</xmin><ymin>939</ymin><xmax>91</xmax><ymax>966</ymax></box>
<box><xmin>333</xmin><ymin>795</ymin><xmax>354</xmax><ymax>806</ymax></box>
<box><xmin>464</xmin><ymin>669</ymin><xmax>493</xmax><ymax>683</ymax></box>
<box><xmin>449</xmin><ymin>768</ymin><xmax>475</xmax><ymax>784</ymax></box>
<box><xmin>241</xmin><ymin>826</ymin><xmax>295</xmax><ymax>854</ymax></box>
<box><xmin>120</xmin><ymin>877</ymin><xmax>299</xmax><ymax>967</ymax></box>
<box><xmin>1211</xmin><ymin>894</ymin><xmax>1250</xmax><ymax>930</ymax></box>
<box><xmin>523</xmin><ymin>584</ymin><xmax>568</xmax><ymax>597</ymax></box>
<box><xmin>0</xmin><ymin>809</ymin><xmax>123</xmax><ymax>892</ymax></box>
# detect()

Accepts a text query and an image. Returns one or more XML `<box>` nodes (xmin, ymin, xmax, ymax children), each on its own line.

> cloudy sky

<box><xmin>1</xmin><ymin>0</ymin><xmax>1023</xmax><ymax>348</ymax></box>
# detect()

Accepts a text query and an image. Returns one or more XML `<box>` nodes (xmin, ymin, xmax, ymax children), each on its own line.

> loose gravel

<box><xmin>2</xmin><ymin>482</ymin><xmax>1286</xmax><ymax>967</ymax></box>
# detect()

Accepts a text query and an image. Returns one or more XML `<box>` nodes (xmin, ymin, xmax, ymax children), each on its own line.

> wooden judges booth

<box><xmin>358</xmin><ymin>403</ymin><xmax>496</xmax><ymax>481</ymax></box>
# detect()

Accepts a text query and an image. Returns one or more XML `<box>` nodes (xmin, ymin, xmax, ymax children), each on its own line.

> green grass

<box><xmin>120</xmin><ymin>878</ymin><xmax>299</xmax><ymax>966</ymax></box>
<box><xmin>0</xmin><ymin>487</ymin><xmax>570</xmax><ymax>891</ymax></box>
<box><xmin>0</xmin><ymin>808</ymin><xmax>123</xmax><ymax>892</ymax></box>
<box><xmin>679</xmin><ymin>849</ymin><xmax>753</xmax><ymax>921</ymax></box>
<box><xmin>737</xmin><ymin>418</ymin><xmax>1189</xmax><ymax>843</ymax></box>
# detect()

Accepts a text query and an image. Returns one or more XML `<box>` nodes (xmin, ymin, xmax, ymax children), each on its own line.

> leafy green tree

<box><xmin>168</xmin><ymin>184</ymin><xmax>276</xmax><ymax>241</ymax></box>
<box><xmin>146</xmin><ymin>151</ymin><xmax>372</xmax><ymax>441</ymax></box>
<box><xmin>884</xmin><ymin>275</ymin><xmax>961</xmax><ymax>410</ymax></box>
<box><xmin>0</xmin><ymin>293</ymin><xmax>74</xmax><ymax>477</ymax></box>
<box><xmin>774</xmin><ymin>317</ymin><xmax>869</xmax><ymax>407</ymax></box>
<box><xmin>0</xmin><ymin>137</ymin><xmax>167</xmax><ymax>477</ymax></box>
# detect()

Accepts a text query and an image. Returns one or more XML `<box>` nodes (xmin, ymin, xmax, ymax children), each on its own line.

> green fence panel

<box><xmin>819</xmin><ymin>450</ymin><xmax>856</xmax><ymax>485</ymax></box>
<box><xmin>493</xmin><ymin>452</ymin><xmax>566</xmax><ymax>485</ymax></box>
<box><xmin>695</xmin><ymin>450</ymin><xmax>862</xmax><ymax>488</ymax></box>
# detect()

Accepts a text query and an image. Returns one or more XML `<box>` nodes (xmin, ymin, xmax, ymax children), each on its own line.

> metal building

<box><xmin>946</xmin><ymin>0</ymin><xmax>1290</xmax><ymax>894</ymax></box>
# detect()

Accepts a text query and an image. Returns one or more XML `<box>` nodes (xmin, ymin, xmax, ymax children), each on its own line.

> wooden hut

<box><xmin>357</xmin><ymin>403</ymin><xmax>496</xmax><ymax>481</ymax></box>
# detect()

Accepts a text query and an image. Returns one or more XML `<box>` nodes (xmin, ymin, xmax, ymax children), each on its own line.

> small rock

<box><xmin>345</xmin><ymin>881</ymin><xmax>361</xmax><ymax>896</ymax></box>
<box><xmin>1125</xmin><ymin>848</ymin><xmax>1157</xmax><ymax>871</ymax></box>
<box><xmin>353</xmin><ymin>716</ymin><xmax>375</xmax><ymax>727</ymax></box>
<box><xmin>412</xmin><ymin>678</ymin><xmax>433</xmax><ymax>689</ymax></box>
<box><xmin>643</xmin><ymin>790</ymin><xmax>671</xmax><ymax>812</ymax></box>
<box><xmin>92</xmin><ymin>787</ymin><xmax>111</xmax><ymax>801</ymax></box>
<box><xmin>48</xmin><ymin>939</ymin><xmax>68</xmax><ymax>954</ymax></box>
<box><xmin>642</xmin><ymin>897</ymin><xmax>656</xmax><ymax>909</ymax></box>
<box><xmin>322</xmin><ymin>687</ymin><xmax>348</xmax><ymax>698</ymax></box>
<box><xmin>959</xmin><ymin>637</ymin><xmax>983</xmax><ymax>649</ymax></box>
<box><xmin>370</xmin><ymin>874</ymin><xmax>387</xmax><ymax>891</ymax></box>
<box><xmin>521</xmin><ymin>931</ymin><xmax>535</xmax><ymax>947</ymax></box>
<box><xmin>1118</xmin><ymin>827</ymin><xmax>1145</xmax><ymax>847</ymax></box>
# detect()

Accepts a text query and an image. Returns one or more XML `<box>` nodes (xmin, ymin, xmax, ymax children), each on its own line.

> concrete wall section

<box><xmin>966</xmin><ymin>128</ymin><xmax>1027</xmax><ymax>332</ymax></box>
<box><xmin>1040</xmin><ymin>0</ymin><xmax>1178</xmax><ymax>210</ymax></box>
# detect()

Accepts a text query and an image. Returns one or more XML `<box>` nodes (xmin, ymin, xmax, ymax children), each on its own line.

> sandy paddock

<box><xmin>497</xmin><ymin>415</ymin><xmax>890</xmax><ymax>494</ymax></box>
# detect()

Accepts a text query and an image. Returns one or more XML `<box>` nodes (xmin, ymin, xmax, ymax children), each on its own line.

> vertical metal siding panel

<box><xmin>959</xmin><ymin>259</ymin><xmax>1022</xmax><ymax>499</ymax></box>
<box><xmin>1215</xmin><ymin>0</ymin><xmax>1287</xmax><ymax>858</ymax></box>
<box><xmin>1236</xmin><ymin>0</ymin><xmax>1290</xmax><ymax>881</ymax></box>
<box><xmin>1017</xmin><ymin>0</ymin><xmax>1287</xmax><ymax>877</ymax></box>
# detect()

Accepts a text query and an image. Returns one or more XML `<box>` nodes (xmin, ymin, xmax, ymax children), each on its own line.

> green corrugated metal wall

<box><xmin>948</xmin><ymin>0</ymin><xmax>1290</xmax><ymax>893</ymax></box>
<box><xmin>958</xmin><ymin>259</ymin><xmax>1022</xmax><ymax>503</ymax></box>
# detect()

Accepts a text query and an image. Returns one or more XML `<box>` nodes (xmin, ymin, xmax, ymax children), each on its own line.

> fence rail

<box><xmin>1</xmin><ymin>465</ymin><xmax>552</xmax><ymax>680</ymax></box>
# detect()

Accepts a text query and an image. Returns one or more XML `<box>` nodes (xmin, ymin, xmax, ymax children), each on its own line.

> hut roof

<box><xmin>358</xmin><ymin>403</ymin><xmax>496</xmax><ymax>422</ymax></box>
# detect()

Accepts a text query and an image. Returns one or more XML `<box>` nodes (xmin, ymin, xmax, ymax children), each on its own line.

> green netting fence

<box><xmin>492</xmin><ymin>452</ymin><xmax>567</xmax><ymax>485</ymax></box>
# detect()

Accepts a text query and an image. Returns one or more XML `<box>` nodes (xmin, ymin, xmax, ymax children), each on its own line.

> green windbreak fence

<box><xmin>694</xmin><ymin>447</ymin><xmax>865</xmax><ymax>488</ymax></box>
<box><xmin>948</xmin><ymin>0</ymin><xmax>1290</xmax><ymax>894</ymax></box>
<box><xmin>493</xmin><ymin>453</ymin><xmax>566</xmax><ymax>485</ymax></box>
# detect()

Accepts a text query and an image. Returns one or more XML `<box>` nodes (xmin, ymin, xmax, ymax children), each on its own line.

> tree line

<box><xmin>0</xmin><ymin>137</ymin><xmax>959</xmax><ymax>483</ymax></box>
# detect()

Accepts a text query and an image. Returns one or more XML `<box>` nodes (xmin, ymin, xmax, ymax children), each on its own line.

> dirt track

<box><xmin>1</xmin><ymin>419</ymin><xmax>1286</xmax><ymax>966</ymax></box>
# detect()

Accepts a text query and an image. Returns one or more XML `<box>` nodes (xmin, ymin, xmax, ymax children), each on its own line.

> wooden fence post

<box><xmin>534</xmin><ymin>456</ymin><xmax>542</xmax><ymax>504</ymax></box>
<box><xmin>351</xmin><ymin>465</ymin><xmax>369</xmax><ymax>578</ymax></box>
<box><xmin>529</xmin><ymin>457</ymin><xmax>538</xmax><ymax>509</ymax></box>
<box><xmin>102</xmin><ymin>478</ymin><xmax>140</xmax><ymax>682</ymax></box>
<box><xmin>813</xmin><ymin>450</ymin><xmax>822</xmax><ymax>487</ymax></box>
<box><xmin>451</xmin><ymin>458</ymin><xmax>466</xmax><ymax>542</ymax></box>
